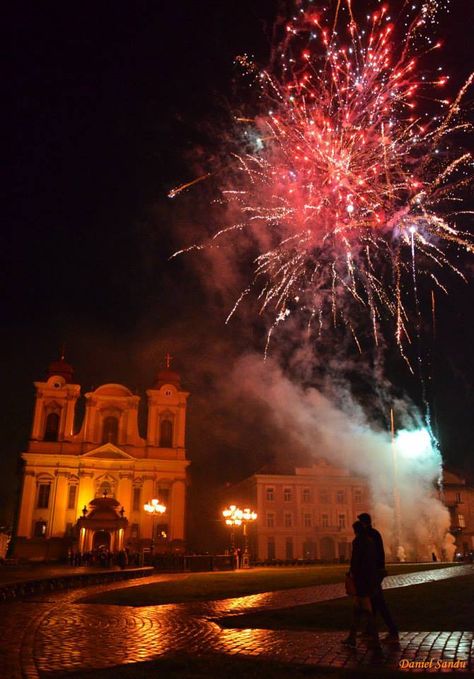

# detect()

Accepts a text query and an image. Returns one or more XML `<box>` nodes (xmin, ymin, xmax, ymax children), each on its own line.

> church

<box><xmin>15</xmin><ymin>355</ymin><xmax>189</xmax><ymax>560</ymax></box>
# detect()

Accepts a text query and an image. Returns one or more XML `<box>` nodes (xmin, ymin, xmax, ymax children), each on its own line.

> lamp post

<box><xmin>390</xmin><ymin>408</ymin><xmax>402</xmax><ymax>561</ymax></box>
<box><xmin>222</xmin><ymin>505</ymin><xmax>257</xmax><ymax>569</ymax></box>
<box><xmin>144</xmin><ymin>498</ymin><xmax>166</xmax><ymax>556</ymax></box>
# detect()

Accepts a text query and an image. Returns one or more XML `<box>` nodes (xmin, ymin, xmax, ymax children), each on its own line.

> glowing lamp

<box><xmin>144</xmin><ymin>498</ymin><xmax>166</xmax><ymax>515</ymax></box>
<box><xmin>222</xmin><ymin>504</ymin><xmax>258</xmax><ymax>568</ymax></box>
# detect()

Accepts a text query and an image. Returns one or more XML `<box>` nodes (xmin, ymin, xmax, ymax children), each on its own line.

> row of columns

<box><xmin>17</xmin><ymin>470</ymin><xmax>186</xmax><ymax>542</ymax></box>
<box><xmin>78</xmin><ymin>527</ymin><xmax>125</xmax><ymax>553</ymax></box>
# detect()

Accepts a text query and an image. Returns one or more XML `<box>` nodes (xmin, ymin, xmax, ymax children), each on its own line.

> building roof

<box><xmin>93</xmin><ymin>384</ymin><xmax>134</xmax><ymax>397</ymax></box>
<box><xmin>77</xmin><ymin>496</ymin><xmax>128</xmax><ymax>530</ymax></box>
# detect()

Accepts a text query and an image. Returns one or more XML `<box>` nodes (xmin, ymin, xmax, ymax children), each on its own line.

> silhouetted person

<box><xmin>343</xmin><ymin>520</ymin><xmax>380</xmax><ymax>650</ymax></box>
<box><xmin>432</xmin><ymin>552</ymin><xmax>437</xmax><ymax>562</ymax></box>
<box><xmin>358</xmin><ymin>512</ymin><xmax>399</xmax><ymax>642</ymax></box>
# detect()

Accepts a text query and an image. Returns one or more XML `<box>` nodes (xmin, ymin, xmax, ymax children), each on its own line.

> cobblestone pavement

<box><xmin>1</xmin><ymin>565</ymin><xmax>472</xmax><ymax>678</ymax></box>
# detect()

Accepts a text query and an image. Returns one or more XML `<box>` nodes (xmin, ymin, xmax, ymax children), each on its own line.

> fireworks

<box><xmin>172</xmin><ymin>0</ymin><xmax>473</xmax><ymax>362</ymax></box>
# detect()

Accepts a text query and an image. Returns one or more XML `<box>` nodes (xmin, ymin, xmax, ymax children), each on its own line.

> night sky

<box><xmin>3</xmin><ymin>1</ymin><xmax>473</xmax><ymax>546</ymax></box>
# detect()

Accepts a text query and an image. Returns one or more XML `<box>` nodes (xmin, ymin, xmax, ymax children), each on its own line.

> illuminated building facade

<box><xmin>231</xmin><ymin>460</ymin><xmax>371</xmax><ymax>562</ymax></box>
<box><xmin>441</xmin><ymin>469</ymin><xmax>474</xmax><ymax>557</ymax></box>
<box><xmin>15</xmin><ymin>356</ymin><xmax>189</xmax><ymax>560</ymax></box>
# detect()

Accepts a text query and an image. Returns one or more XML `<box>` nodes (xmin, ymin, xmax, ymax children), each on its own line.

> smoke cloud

<box><xmin>231</xmin><ymin>352</ymin><xmax>455</xmax><ymax>561</ymax></box>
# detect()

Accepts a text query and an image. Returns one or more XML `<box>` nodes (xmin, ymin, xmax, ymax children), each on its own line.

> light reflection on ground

<box><xmin>0</xmin><ymin>565</ymin><xmax>472</xmax><ymax>678</ymax></box>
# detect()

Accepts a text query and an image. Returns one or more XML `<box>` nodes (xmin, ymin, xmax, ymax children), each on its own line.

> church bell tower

<box><xmin>30</xmin><ymin>354</ymin><xmax>80</xmax><ymax>442</ymax></box>
<box><xmin>146</xmin><ymin>354</ymin><xmax>189</xmax><ymax>457</ymax></box>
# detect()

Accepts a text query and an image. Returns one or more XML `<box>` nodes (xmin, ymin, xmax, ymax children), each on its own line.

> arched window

<box><xmin>159</xmin><ymin>419</ymin><xmax>173</xmax><ymax>447</ymax></box>
<box><xmin>102</xmin><ymin>416</ymin><xmax>119</xmax><ymax>444</ymax></box>
<box><xmin>44</xmin><ymin>412</ymin><xmax>60</xmax><ymax>441</ymax></box>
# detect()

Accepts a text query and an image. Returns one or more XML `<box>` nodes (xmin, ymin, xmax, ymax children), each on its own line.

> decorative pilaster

<box><xmin>17</xmin><ymin>471</ymin><xmax>36</xmax><ymax>538</ymax></box>
<box><xmin>77</xmin><ymin>471</ymin><xmax>95</xmax><ymax>515</ymax></box>
<box><xmin>169</xmin><ymin>480</ymin><xmax>186</xmax><ymax>541</ymax></box>
<box><xmin>51</xmin><ymin>473</ymin><xmax>69</xmax><ymax>537</ymax></box>
<box><xmin>117</xmin><ymin>473</ymin><xmax>133</xmax><ymax>517</ymax></box>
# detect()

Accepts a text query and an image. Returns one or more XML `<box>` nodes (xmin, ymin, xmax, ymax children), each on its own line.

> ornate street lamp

<box><xmin>144</xmin><ymin>498</ymin><xmax>166</xmax><ymax>553</ymax></box>
<box><xmin>222</xmin><ymin>505</ymin><xmax>257</xmax><ymax>569</ymax></box>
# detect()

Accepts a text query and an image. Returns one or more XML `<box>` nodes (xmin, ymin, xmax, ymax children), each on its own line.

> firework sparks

<box><xmin>173</xmin><ymin>0</ymin><xmax>473</xmax><ymax>360</ymax></box>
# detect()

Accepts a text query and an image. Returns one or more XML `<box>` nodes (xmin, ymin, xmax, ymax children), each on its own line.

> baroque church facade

<box><xmin>15</xmin><ymin>356</ymin><xmax>189</xmax><ymax>560</ymax></box>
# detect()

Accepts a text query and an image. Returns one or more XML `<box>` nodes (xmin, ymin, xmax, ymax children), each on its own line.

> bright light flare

<box><xmin>395</xmin><ymin>428</ymin><xmax>433</xmax><ymax>458</ymax></box>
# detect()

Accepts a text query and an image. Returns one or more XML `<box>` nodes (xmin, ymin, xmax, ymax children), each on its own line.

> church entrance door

<box><xmin>93</xmin><ymin>530</ymin><xmax>111</xmax><ymax>551</ymax></box>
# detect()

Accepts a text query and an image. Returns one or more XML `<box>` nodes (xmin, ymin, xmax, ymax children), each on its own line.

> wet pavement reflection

<box><xmin>0</xmin><ymin>565</ymin><xmax>472</xmax><ymax>678</ymax></box>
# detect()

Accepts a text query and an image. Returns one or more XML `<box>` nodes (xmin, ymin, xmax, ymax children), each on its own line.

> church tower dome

<box><xmin>154</xmin><ymin>353</ymin><xmax>181</xmax><ymax>388</ymax></box>
<box><xmin>154</xmin><ymin>367</ymin><xmax>181</xmax><ymax>389</ymax></box>
<box><xmin>47</xmin><ymin>352</ymin><xmax>74</xmax><ymax>383</ymax></box>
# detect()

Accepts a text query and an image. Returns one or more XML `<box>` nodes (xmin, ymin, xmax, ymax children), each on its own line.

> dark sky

<box><xmin>3</xmin><ymin>1</ymin><xmax>473</xmax><ymax>541</ymax></box>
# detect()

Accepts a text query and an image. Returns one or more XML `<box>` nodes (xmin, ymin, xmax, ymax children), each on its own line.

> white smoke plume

<box><xmin>234</xmin><ymin>353</ymin><xmax>455</xmax><ymax>561</ymax></box>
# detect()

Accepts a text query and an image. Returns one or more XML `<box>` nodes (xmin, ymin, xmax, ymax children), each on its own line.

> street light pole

<box><xmin>391</xmin><ymin>424</ymin><xmax>432</xmax><ymax>562</ymax></box>
<box><xmin>222</xmin><ymin>505</ymin><xmax>257</xmax><ymax>569</ymax></box>
<box><xmin>390</xmin><ymin>408</ymin><xmax>402</xmax><ymax>561</ymax></box>
<box><xmin>144</xmin><ymin>498</ymin><xmax>166</xmax><ymax>559</ymax></box>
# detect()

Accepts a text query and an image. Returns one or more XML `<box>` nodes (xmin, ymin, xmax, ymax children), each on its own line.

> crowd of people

<box><xmin>67</xmin><ymin>547</ymin><xmax>141</xmax><ymax>569</ymax></box>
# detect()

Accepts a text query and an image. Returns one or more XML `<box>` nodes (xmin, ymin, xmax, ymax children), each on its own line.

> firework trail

<box><xmin>172</xmin><ymin>0</ymin><xmax>473</xmax><ymax>363</ymax></box>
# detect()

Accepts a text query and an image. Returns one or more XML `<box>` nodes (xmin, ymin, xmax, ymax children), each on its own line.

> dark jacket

<box><xmin>366</xmin><ymin>526</ymin><xmax>385</xmax><ymax>570</ymax></box>
<box><xmin>350</xmin><ymin>533</ymin><xmax>379</xmax><ymax>597</ymax></box>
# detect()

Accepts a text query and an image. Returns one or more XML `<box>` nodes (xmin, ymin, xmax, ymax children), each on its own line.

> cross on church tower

<box><xmin>165</xmin><ymin>352</ymin><xmax>174</xmax><ymax>369</ymax></box>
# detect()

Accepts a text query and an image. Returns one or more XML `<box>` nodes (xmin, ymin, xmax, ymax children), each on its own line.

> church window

<box><xmin>455</xmin><ymin>492</ymin><xmax>462</xmax><ymax>503</ymax></box>
<box><xmin>44</xmin><ymin>412</ymin><xmax>60</xmax><ymax>441</ymax></box>
<box><xmin>284</xmin><ymin>512</ymin><xmax>293</xmax><ymax>528</ymax></box>
<box><xmin>266</xmin><ymin>512</ymin><xmax>275</xmax><ymax>528</ymax></box>
<box><xmin>37</xmin><ymin>484</ymin><xmax>51</xmax><ymax>509</ymax></box>
<box><xmin>34</xmin><ymin>521</ymin><xmax>47</xmax><ymax>537</ymax></box>
<box><xmin>283</xmin><ymin>487</ymin><xmax>292</xmax><ymax>502</ymax></box>
<box><xmin>302</xmin><ymin>487</ymin><xmax>311</xmax><ymax>503</ymax></box>
<box><xmin>267</xmin><ymin>537</ymin><xmax>276</xmax><ymax>560</ymax></box>
<box><xmin>458</xmin><ymin>514</ymin><xmax>466</xmax><ymax>528</ymax></box>
<box><xmin>336</xmin><ymin>490</ymin><xmax>345</xmax><ymax>504</ymax></box>
<box><xmin>304</xmin><ymin>513</ymin><xmax>312</xmax><ymax>527</ymax></box>
<box><xmin>354</xmin><ymin>489</ymin><xmax>363</xmax><ymax>504</ymax></box>
<box><xmin>159</xmin><ymin>419</ymin><xmax>173</xmax><ymax>447</ymax></box>
<box><xmin>338</xmin><ymin>514</ymin><xmax>346</xmax><ymax>529</ymax></box>
<box><xmin>102</xmin><ymin>416</ymin><xmax>119</xmax><ymax>444</ymax></box>
<box><xmin>266</xmin><ymin>487</ymin><xmax>274</xmax><ymax>502</ymax></box>
<box><xmin>132</xmin><ymin>487</ymin><xmax>141</xmax><ymax>512</ymax></box>
<box><xmin>322</xmin><ymin>513</ymin><xmax>329</xmax><ymax>528</ymax></box>
<box><xmin>285</xmin><ymin>537</ymin><xmax>293</xmax><ymax>559</ymax></box>
<box><xmin>67</xmin><ymin>485</ymin><xmax>77</xmax><ymax>510</ymax></box>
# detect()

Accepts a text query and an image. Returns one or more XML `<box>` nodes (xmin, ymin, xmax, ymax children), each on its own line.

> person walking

<box><xmin>343</xmin><ymin>520</ymin><xmax>380</xmax><ymax>650</ymax></box>
<box><xmin>358</xmin><ymin>512</ymin><xmax>399</xmax><ymax>642</ymax></box>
